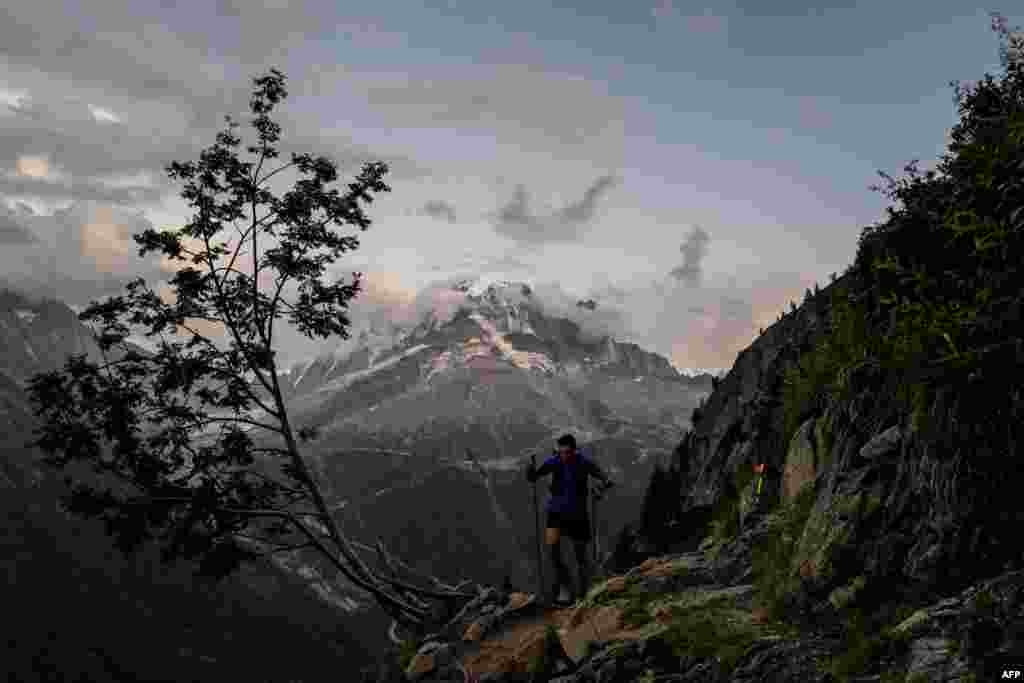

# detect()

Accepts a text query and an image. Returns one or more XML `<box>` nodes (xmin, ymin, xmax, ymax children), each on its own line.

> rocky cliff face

<box><xmin>385</xmin><ymin>268</ymin><xmax>1024</xmax><ymax>682</ymax></box>
<box><xmin>681</xmin><ymin>267</ymin><xmax>1024</xmax><ymax>604</ymax></box>
<box><xmin>0</xmin><ymin>289</ymin><xmax>105</xmax><ymax>383</ymax></box>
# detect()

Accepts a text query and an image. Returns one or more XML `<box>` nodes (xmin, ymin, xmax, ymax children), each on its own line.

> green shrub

<box><xmin>826</xmin><ymin>608</ymin><xmax>913</xmax><ymax>682</ymax></box>
<box><xmin>656</xmin><ymin>598</ymin><xmax>758</xmax><ymax>674</ymax></box>
<box><xmin>751</xmin><ymin>484</ymin><xmax>817</xmax><ymax>618</ymax></box>
<box><xmin>781</xmin><ymin>284</ymin><xmax>876</xmax><ymax>447</ymax></box>
<box><xmin>709</xmin><ymin>466</ymin><xmax>761</xmax><ymax>549</ymax></box>
<box><xmin>527</xmin><ymin>625</ymin><xmax>562</xmax><ymax>674</ymax></box>
<box><xmin>971</xmin><ymin>589</ymin><xmax>995</xmax><ymax>612</ymax></box>
<box><xmin>397</xmin><ymin>638</ymin><xmax>419</xmax><ymax>671</ymax></box>
<box><xmin>619</xmin><ymin>590</ymin><xmax>663</xmax><ymax>628</ymax></box>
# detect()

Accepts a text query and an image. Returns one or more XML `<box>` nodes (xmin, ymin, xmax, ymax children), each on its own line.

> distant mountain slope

<box><xmin>266</xmin><ymin>277</ymin><xmax>714</xmax><ymax>591</ymax></box>
<box><xmin>0</xmin><ymin>287</ymin><xmax>390</xmax><ymax>680</ymax></box>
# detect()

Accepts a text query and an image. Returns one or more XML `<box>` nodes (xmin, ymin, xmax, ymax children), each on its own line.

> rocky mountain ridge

<box><xmin>377</xmin><ymin>267</ymin><xmax>1024</xmax><ymax>682</ymax></box>
<box><xmin>249</xmin><ymin>277</ymin><xmax>715</xmax><ymax>596</ymax></box>
<box><xmin>279</xmin><ymin>277</ymin><xmax>694</xmax><ymax>403</ymax></box>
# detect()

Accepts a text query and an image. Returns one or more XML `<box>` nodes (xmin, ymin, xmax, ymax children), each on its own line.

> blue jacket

<box><xmin>527</xmin><ymin>449</ymin><xmax>609</xmax><ymax>515</ymax></box>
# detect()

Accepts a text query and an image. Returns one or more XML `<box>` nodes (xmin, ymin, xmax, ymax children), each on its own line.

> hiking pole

<box><xmin>591</xmin><ymin>483</ymin><xmax>598</xmax><ymax>567</ymax></box>
<box><xmin>530</xmin><ymin>453</ymin><xmax>544</xmax><ymax>600</ymax></box>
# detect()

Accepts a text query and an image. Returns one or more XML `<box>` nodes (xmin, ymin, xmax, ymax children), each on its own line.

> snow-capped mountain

<box><xmin>263</xmin><ymin>277</ymin><xmax>715</xmax><ymax>588</ymax></box>
<box><xmin>280</xmin><ymin>277</ymin><xmax>728</xmax><ymax>401</ymax></box>
<box><xmin>280</xmin><ymin>321</ymin><xmax>408</xmax><ymax>398</ymax></box>
<box><xmin>281</xmin><ymin>276</ymin><xmax>701</xmax><ymax>440</ymax></box>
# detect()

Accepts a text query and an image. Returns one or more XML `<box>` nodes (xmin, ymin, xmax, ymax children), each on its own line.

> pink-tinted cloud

<box><xmin>668</xmin><ymin>274</ymin><xmax>820</xmax><ymax>369</ymax></box>
<box><xmin>0</xmin><ymin>200</ymin><xmax>166</xmax><ymax>303</ymax></box>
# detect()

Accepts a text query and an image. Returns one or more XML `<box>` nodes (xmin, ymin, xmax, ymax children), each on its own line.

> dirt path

<box><xmin>454</xmin><ymin>553</ymin><xmax>770</xmax><ymax>678</ymax></box>
<box><xmin>457</xmin><ymin>600</ymin><xmax>649</xmax><ymax>677</ymax></box>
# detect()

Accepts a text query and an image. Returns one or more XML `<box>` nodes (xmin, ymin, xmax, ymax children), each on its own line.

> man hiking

<box><xmin>526</xmin><ymin>434</ymin><xmax>614</xmax><ymax>606</ymax></box>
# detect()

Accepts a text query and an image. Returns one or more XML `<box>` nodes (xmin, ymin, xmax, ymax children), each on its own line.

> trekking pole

<box><xmin>530</xmin><ymin>454</ymin><xmax>544</xmax><ymax>600</ymax></box>
<box><xmin>590</xmin><ymin>483</ymin><xmax>598</xmax><ymax>567</ymax></box>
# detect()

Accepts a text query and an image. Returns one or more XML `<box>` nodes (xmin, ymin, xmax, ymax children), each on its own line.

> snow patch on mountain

<box><xmin>673</xmin><ymin>365</ymin><xmax>729</xmax><ymax>378</ymax></box>
<box><xmin>289</xmin><ymin>358</ymin><xmax>315</xmax><ymax>388</ymax></box>
<box><xmin>469</xmin><ymin>312</ymin><xmax>555</xmax><ymax>375</ymax></box>
<box><xmin>316</xmin><ymin>344</ymin><xmax>431</xmax><ymax>393</ymax></box>
<box><xmin>452</xmin><ymin>275</ymin><xmax>534</xmax><ymax>300</ymax></box>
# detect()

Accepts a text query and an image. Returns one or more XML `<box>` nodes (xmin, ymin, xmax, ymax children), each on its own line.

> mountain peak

<box><xmin>450</xmin><ymin>275</ymin><xmax>534</xmax><ymax>300</ymax></box>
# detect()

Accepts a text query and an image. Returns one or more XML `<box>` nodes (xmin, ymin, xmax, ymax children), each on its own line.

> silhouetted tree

<box><xmin>27</xmin><ymin>68</ymin><xmax>468</xmax><ymax>632</ymax></box>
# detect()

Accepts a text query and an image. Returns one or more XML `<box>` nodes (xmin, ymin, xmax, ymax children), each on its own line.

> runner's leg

<box><xmin>546</xmin><ymin>513</ymin><xmax>571</xmax><ymax>602</ymax></box>
<box><xmin>572</xmin><ymin>537</ymin><xmax>591</xmax><ymax>598</ymax></box>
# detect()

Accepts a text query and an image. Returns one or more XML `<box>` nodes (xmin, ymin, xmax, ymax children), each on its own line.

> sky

<box><xmin>0</xmin><ymin>1</ymin><xmax>1019</xmax><ymax>371</ymax></box>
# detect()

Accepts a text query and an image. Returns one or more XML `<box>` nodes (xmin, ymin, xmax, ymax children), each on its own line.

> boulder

<box><xmin>463</xmin><ymin>620</ymin><xmax>484</xmax><ymax>643</ymax></box>
<box><xmin>857</xmin><ymin>425</ymin><xmax>902</xmax><ymax>461</ymax></box>
<box><xmin>505</xmin><ymin>592</ymin><xmax>533</xmax><ymax>611</ymax></box>
<box><xmin>783</xmin><ymin>418</ymin><xmax>819</xmax><ymax>502</ymax></box>
<box><xmin>638</xmin><ymin>558</ymin><xmax>661</xmax><ymax>573</ymax></box>
<box><xmin>404</xmin><ymin>651</ymin><xmax>436</xmax><ymax>680</ymax></box>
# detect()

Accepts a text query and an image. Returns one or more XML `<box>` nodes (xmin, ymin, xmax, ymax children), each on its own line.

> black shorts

<box><xmin>546</xmin><ymin>510</ymin><xmax>592</xmax><ymax>542</ymax></box>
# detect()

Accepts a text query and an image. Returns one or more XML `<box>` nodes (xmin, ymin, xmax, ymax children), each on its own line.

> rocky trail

<box><xmin>399</xmin><ymin>514</ymin><xmax>1024</xmax><ymax>683</ymax></box>
<box><xmin>404</xmin><ymin>545</ymin><xmax>822</xmax><ymax>682</ymax></box>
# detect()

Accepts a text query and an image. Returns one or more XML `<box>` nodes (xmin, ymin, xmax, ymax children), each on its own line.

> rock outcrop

<box><xmin>394</xmin><ymin>523</ymin><xmax>1022</xmax><ymax>682</ymax></box>
<box><xmin>383</xmin><ymin>265</ymin><xmax>1024</xmax><ymax>682</ymax></box>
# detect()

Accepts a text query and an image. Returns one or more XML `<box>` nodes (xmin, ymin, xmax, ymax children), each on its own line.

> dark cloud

<box><xmin>555</xmin><ymin>175</ymin><xmax>618</xmax><ymax>224</ymax></box>
<box><xmin>0</xmin><ymin>84</ymin><xmax>423</xmax><ymax>206</ymax></box>
<box><xmin>496</xmin><ymin>185</ymin><xmax>536</xmax><ymax>230</ymax></box>
<box><xmin>0</xmin><ymin>173</ymin><xmax>165</xmax><ymax>205</ymax></box>
<box><xmin>349</xmin><ymin>63</ymin><xmax>628</xmax><ymax>149</ymax></box>
<box><xmin>420</xmin><ymin>200</ymin><xmax>457</xmax><ymax>223</ymax></box>
<box><xmin>492</xmin><ymin>176</ymin><xmax>619</xmax><ymax>245</ymax></box>
<box><xmin>0</xmin><ymin>206</ymin><xmax>38</xmax><ymax>244</ymax></box>
<box><xmin>0</xmin><ymin>2</ymin><xmax>424</xmax><ymax>211</ymax></box>
<box><xmin>669</xmin><ymin>225</ymin><xmax>710</xmax><ymax>286</ymax></box>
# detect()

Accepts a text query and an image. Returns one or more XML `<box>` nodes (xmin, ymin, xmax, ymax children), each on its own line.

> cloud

<box><xmin>0</xmin><ymin>205</ymin><xmax>38</xmax><ymax>244</ymax></box>
<box><xmin>0</xmin><ymin>2</ymin><xmax>425</xmax><ymax>214</ymax></box>
<box><xmin>15</xmin><ymin>156</ymin><xmax>50</xmax><ymax>178</ymax></box>
<box><xmin>1</xmin><ymin>170</ymin><xmax>166</xmax><ymax>205</ymax></box>
<box><xmin>563</xmin><ymin>270</ymin><xmax>819</xmax><ymax>371</ymax></box>
<box><xmin>669</xmin><ymin>225</ymin><xmax>711</xmax><ymax>285</ymax></box>
<box><xmin>555</xmin><ymin>175</ymin><xmax>619</xmax><ymax>224</ymax></box>
<box><xmin>420</xmin><ymin>200</ymin><xmax>457</xmax><ymax>223</ymax></box>
<box><xmin>343</xmin><ymin>271</ymin><xmax>627</xmax><ymax>346</ymax></box>
<box><xmin>495</xmin><ymin>185</ymin><xmax>538</xmax><ymax>234</ymax></box>
<box><xmin>491</xmin><ymin>175</ymin><xmax>619</xmax><ymax>245</ymax></box>
<box><xmin>528</xmin><ymin>280</ymin><xmax>632</xmax><ymax>343</ymax></box>
<box><xmin>0</xmin><ymin>199</ymin><xmax>167</xmax><ymax>304</ymax></box>
<box><xmin>347</xmin><ymin>63</ymin><xmax>627</xmax><ymax>150</ymax></box>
